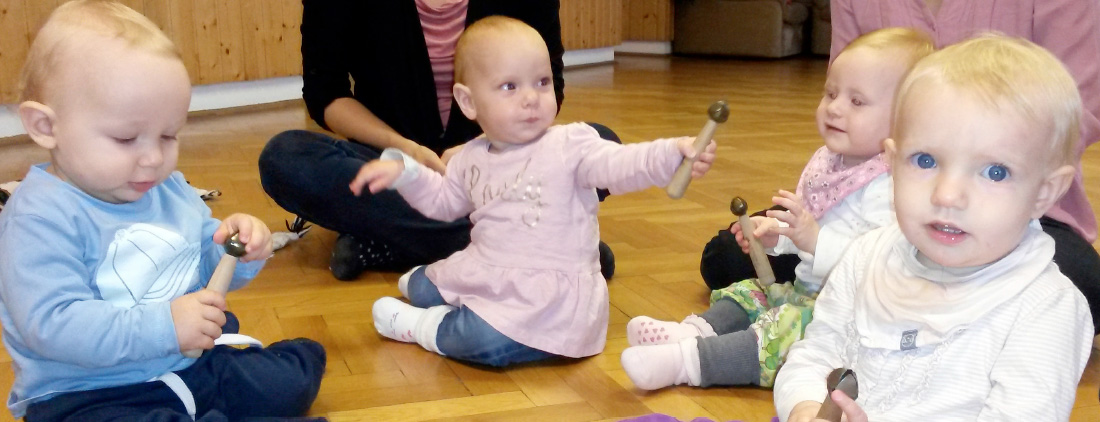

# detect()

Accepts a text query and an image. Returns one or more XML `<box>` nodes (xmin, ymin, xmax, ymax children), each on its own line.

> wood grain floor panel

<box><xmin>0</xmin><ymin>54</ymin><xmax>1096</xmax><ymax>421</ymax></box>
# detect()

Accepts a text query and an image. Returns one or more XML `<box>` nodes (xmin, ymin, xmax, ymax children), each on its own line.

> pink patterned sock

<box><xmin>627</xmin><ymin>315</ymin><xmax>716</xmax><ymax>346</ymax></box>
<box><xmin>621</xmin><ymin>337</ymin><xmax>701</xmax><ymax>390</ymax></box>
<box><xmin>372</xmin><ymin>296</ymin><xmax>426</xmax><ymax>343</ymax></box>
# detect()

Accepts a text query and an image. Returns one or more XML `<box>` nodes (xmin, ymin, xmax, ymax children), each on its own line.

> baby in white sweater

<box><xmin>775</xmin><ymin>34</ymin><xmax>1094</xmax><ymax>421</ymax></box>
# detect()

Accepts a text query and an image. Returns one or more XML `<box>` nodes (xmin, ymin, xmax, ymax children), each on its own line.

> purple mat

<box><xmin>619</xmin><ymin>414</ymin><xmax>780</xmax><ymax>422</ymax></box>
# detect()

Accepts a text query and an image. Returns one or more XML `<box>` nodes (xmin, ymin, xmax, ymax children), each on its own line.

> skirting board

<box><xmin>0</xmin><ymin>47</ymin><xmax>621</xmax><ymax>138</ymax></box>
<box><xmin>615</xmin><ymin>41</ymin><xmax>672</xmax><ymax>55</ymax></box>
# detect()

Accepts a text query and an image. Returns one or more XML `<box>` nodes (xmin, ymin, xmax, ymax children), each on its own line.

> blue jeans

<box><xmin>256</xmin><ymin>124</ymin><xmax>621</xmax><ymax>271</ymax></box>
<box><xmin>406</xmin><ymin>267</ymin><xmax>558</xmax><ymax>367</ymax></box>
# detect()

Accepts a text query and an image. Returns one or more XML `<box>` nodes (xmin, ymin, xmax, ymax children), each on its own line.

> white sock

<box><xmin>627</xmin><ymin>315</ymin><xmax>717</xmax><ymax>346</ymax></box>
<box><xmin>621</xmin><ymin>337</ymin><xmax>702</xmax><ymax>390</ymax></box>
<box><xmin>372</xmin><ymin>297</ymin><xmax>425</xmax><ymax>343</ymax></box>
<box><xmin>415</xmin><ymin>304</ymin><xmax>455</xmax><ymax>356</ymax></box>
<box><xmin>397</xmin><ymin>266</ymin><xmax>422</xmax><ymax>298</ymax></box>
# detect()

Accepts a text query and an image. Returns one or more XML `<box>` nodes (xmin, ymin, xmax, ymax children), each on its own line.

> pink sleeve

<box><xmin>569</xmin><ymin>124</ymin><xmax>684</xmax><ymax>195</ymax></box>
<box><xmin>1034</xmin><ymin>0</ymin><xmax>1100</xmax><ymax>153</ymax></box>
<box><xmin>829</xmin><ymin>0</ymin><xmax>860</xmax><ymax>63</ymax></box>
<box><xmin>1032</xmin><ymin>0</ymin><xmax>1100</xmax><ymax>240</ymax></box>
<box><xmin>396</xmin><ymin>150</ymin><xmax>475</xmax><ymax>222</ymax></box>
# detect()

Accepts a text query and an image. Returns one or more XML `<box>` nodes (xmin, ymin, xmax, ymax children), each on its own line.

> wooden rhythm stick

<box><xmin>666</xmin><ymin>101</ymin><xmax>730</xmax><ymax>199</ymax></box>
<box><xmin>816</xmin><ymin>368</ymin><xmax>859</xmax><ymax>422</ymax></box>
<box><xmin>730</xmin><ymin>197</ymin><xmax>776</xmax><ymax>287</ymax></box>
<box><xmin>183</xmin><ymin>233</ymin><xmax>247</xmax><ymax>358</ymax></box>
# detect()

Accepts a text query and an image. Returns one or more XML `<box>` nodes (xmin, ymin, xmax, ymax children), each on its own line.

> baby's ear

<box><xmin>18</xmin><ymin>101</ymin><xmax>58</xmax><ymax>149</ymax></box>
<box><xmin>883</xmin><ymin>138</ymin><xmax>897</xmax><ymax>173</ymax></box>
<box><xmin>453</xmin><ymin>83</ymin><xmax>477</xmax><ymax>121</ymax></box>
<box><xmin>1032</xmin><ymin>164</ymin><xmax>1075</xmax><ymax>218</ymax></box>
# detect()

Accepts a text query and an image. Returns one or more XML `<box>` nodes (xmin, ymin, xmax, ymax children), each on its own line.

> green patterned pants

<box><xmin>709</xmin><ymin>279</ymin><xmax>817</xmax><ymax>387</ymax></box>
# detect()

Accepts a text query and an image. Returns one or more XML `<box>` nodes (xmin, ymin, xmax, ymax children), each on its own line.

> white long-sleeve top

<box><xmin>773</xmin><ymin>223</ymin><xmax>1093</xmax><ymax>421</ymax></box>
<box><xmin>771</xmin><ymin>174</ymin><xmax>893</xmax><ymax>292</ymax></box>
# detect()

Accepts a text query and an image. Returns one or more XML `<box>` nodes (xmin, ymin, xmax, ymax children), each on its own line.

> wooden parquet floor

<box><xmin>0</xmin><ymin>54</ymin><xmax>1097</xmax><ymax>421</ymax></box>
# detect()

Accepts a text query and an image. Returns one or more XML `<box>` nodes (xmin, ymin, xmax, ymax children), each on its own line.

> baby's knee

<box><xmin>266</xmin><ymin>338</ymin><xmax>327</xmax><ymax>406</ymax></box>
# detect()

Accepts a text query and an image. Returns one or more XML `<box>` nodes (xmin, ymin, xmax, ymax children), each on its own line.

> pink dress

<box><xmin>829</xmin><ymin>0</ymin><xmax>1100</xmax><ymax>242</ymax></box>
<box><xmin>397</xmin><ymin>123</ymin><xmax>683</xmax><ymax>357</ymax></box>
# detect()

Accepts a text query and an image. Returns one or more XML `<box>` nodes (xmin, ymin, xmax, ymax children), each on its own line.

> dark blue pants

<box><xmin>25</xmin><ymin>314</ymin><xmax>326</xmax><ymax>421</ymax></box>
<box><xmin>257</xmin><ymin>124</ymin><xmax>621</xmax><ymax>271</ymax></box>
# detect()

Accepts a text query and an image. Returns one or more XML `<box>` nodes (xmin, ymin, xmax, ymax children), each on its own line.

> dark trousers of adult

<box><xmin>25</xmin><ymin>314</ymin><xmax>326</xmax><ymax>421</ymax></box>
<box><xmin>257</xmin><ymin>123</ymin><xmax>622</xmax><ymax>272</ymax></box>
<box><xmin>699</xmin><ymin>205</ymin><xmax>800</xmax><ymax>290</ymax></box>
<box><xmin>700</xmin><ymin>208</ymin><xmax>1100</xmax><ymax>335</ymax></box>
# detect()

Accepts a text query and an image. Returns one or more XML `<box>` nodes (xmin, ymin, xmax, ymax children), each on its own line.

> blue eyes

<box><xmin>909</xmin><ymin>153</ymin><xmax>1010</xmax><ymax>182</ymax></box>
<box><xmin>981</xmin><ymin>164</ymin><xmax>1009</xmax><ymax>182</ymax></box>
<box><xmin>911</xmin><ymin>153</ymin><xmax>936</xmax><ymax>169</ymax></box>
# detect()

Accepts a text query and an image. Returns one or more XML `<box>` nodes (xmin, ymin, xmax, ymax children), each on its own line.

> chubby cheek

<box><xmin>814</xmin><ymin>105</ymin><xmax>828</xmax><ymax>127</ymax></box>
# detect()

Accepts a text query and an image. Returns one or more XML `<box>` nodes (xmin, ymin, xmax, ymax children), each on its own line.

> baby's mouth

<box><xmin>931</xmin><ymin>222</ymin><xmax>965</xmax><ymax>235</ymax></box>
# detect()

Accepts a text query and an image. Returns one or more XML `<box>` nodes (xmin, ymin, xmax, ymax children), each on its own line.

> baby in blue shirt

<box><xmin>0</xmin><ymin>1</ymin><xmax>325</xmax><ymax>420</ymax></box>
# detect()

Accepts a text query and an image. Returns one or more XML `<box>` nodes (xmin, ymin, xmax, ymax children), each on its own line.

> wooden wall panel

<box><xmin>0</xmin><ymin>0</ymin><xmax>31</xmax><ymax>102</ymax></box>
<box><xmin>215</xmin><ymin>0</ymin><xmax>246</xmax><ymax>82</ymax></box>
<box><xmin>0</xmin><ymin>0</ymin><xmax>621</xmax><ymax>104</ymax></box>
<box><xmin>622</xmin><ymin>0</ymin><xmax>673</xmax><ymax>42</ymax></box>
<box><xmin>0</xmin><ymin>0</ymin><xmax>302</xmax><ymax>103</ymax></box>
<box><xmin>560</xmin><ymin>0</ymin><xmax>622</xmax><ymax>50</ymax></box>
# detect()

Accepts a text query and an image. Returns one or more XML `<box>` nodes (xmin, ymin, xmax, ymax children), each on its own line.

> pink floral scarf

<box><xmin>795</xmin><ymin>146</ymin><xmax>889</xmax><ymax>219</ymax></box>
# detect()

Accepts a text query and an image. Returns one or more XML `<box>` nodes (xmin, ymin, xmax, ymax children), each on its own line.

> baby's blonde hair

<box><xmin>840</xmin><ymin>27</ymin><xmax>935</xmax><ymax>73</ymax></box>
<box><xmin>454</xmin><ymin>15</ymin><xmax>543</xmax><ymax>86</ymax></box>
<box><xmin>19</xmin><ymin>0</ymin><xmax>181</xmax><ymax>103</ymax></box>
<box><xmin>894</xmin><ymin>34</ymin><xmax>1081</xmax><ymax>166</ymax></box>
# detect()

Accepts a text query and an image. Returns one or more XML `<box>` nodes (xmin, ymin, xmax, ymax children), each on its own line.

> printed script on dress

<box><xmin>463</xmin><ymin>158</ymin><xmax>547</xmax><ymax>227</ymax></box>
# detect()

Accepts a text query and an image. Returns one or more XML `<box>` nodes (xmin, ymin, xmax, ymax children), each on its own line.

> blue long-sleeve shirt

<box><xmin>0</xmin><ymin>164</ymin><xmax>264</xmax><ymax>416</ymax></box>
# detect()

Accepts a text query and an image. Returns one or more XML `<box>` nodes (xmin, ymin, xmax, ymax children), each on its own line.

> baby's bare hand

<box><xmin>215</xmin><ymin>214</ymin><xmax>272</xmax><ymax>261</ymax></box>
<box><xmin>350</xmin><ymin>160</ymin><xmax>405</xmax><ymax>196</ymax></box>
<box><xmin>827</xmin><ymin>389</ymin><xmax>867</xmax><ymax>422</ymax></box>
<box><xmin>675</xmin><ymin>137</ymin><xmax>719</xmax><ymax>179</ymax></box>
<box><xmin>170</xmin><ymin>290</ymin><xmax>227</xmax><ymax>353</ymax></box>
<box><xmin>733</xmin><ymin>215</ymin><xmax>780</xmax><ymax>251</ymax></box>
<box><xmin>767</xmin><ymin>190</ymin><xmax>820</xmax><ymax>254</ymax></box>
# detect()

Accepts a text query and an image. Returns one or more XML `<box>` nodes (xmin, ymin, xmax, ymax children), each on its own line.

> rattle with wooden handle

<box><xmin>182</xmin><ymin>233</ymin><xmax>247</xmax><ymax>358</ymax></box>
<box><xmin>817</xmin><ymin>368</ymin><xmax>859</xmax><ymax>422</ymax></box>
<box><xmin>666</xmin><ymin>101</ymin><xmax>729</xmax><ymax>199</ymax></box>
<box><xmin>730</xmin><ymin>197</ymin><xmax>776</xmax><ymax>287</ymax></box>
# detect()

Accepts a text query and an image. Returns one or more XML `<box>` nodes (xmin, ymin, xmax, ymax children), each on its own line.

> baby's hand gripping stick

<box><xmin>816</xmin><ymin>368</ymin><xmax>859</xmax><ymax>422</ymax></box>
<box><xmin>666</xmin><ymin>101</ymin><xmax>729</xmax><ymax>199</ymax></box>
<box><xmin>730</xmin><ymin>197</ymin><xmax>776</xmax><ymax>287</ymax></box>
<box><xmin>182</xmin><ymin>233</ymin><xmax>247</xmax><ymax>358</ymax></box>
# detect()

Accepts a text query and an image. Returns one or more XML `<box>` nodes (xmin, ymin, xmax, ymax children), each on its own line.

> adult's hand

<box><xmin>405</xmin><ymin>143</ymin><xmax>447</xmax><ymax>173</ymax></box>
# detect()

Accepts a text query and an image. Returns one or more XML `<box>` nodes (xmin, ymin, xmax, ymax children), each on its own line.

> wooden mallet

<box><xmin>183</xmin><ymin>233</ymin><xmax>247</xmax><ymax>358</ymax></box>
<box><xmin>816</xmin><ymin>368</ymin><xmax>859</xmax><ymax>422</ymax></box>
<box><xmin>666</xmin><ymin>100</ymin><xmax>730</xmax><ymax>199</ymax></box>
<box><xmin>730</xmin><ymin>197</ymin><xmax>776</xmax><ymax>287</ymax></box>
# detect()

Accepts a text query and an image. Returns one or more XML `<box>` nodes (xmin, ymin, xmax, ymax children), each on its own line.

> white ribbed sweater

<box><xmin>774</xmin><ymin>224</ymin><xmax>1093</xmax><ymax>421</ymax></box>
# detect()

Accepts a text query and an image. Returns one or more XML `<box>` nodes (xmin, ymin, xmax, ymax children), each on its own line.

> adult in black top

<box><xmin>259</xmin><ymin>0</ymin><xmax>617</xmax><ymax>280</ymax></box>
